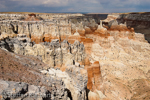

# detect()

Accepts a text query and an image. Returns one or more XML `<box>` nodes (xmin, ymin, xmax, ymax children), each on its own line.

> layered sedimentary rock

<box><xmin>0</xmin><ymin>13</ymin><xmax>73</xmax><ymax>44</ymax></box>
<box><xmin>103</xmin><ymin>12</ymin><xmax>150</xmax><ymax>42</ymax></box>
<box><xmin>0</xmin><ymin>34</ymin><xmax>85</xmax><ymax>68</ymax></box>
<box><xmin>87</xmin><ymin>21</ymin><xmax>150</xmax><ymax>99</ymax></box>
<box><xmin>87</xmin><ymin>61</ymin><xmax>102</xmax><ymax>91</ymax></box>
<box><xmin>0</xmin><ymin>42</ymin><xmax>88</xmax><ymax>100</ymax></box>
<box><xmin>1</xmin><ymin>12</ymin><xmax>150</xmax><ymax>100</ymax></box>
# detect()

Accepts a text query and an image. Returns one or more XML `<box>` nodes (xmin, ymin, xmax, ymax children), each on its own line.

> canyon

<box><xmin>0</xmin><ymin>12</ymin><xmax>150</xmax><ymax>100</ymax></box>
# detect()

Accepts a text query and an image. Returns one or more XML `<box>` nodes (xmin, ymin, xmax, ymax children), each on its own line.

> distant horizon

<box><xmin>0</xmin><ymin>11</ymin><xmax>150</xmax><ymax>15</ymax></box>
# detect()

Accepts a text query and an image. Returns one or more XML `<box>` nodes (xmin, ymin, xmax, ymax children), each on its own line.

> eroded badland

<box><xmin>0</xmin><ymin>12</ymin><xmax>150</xmax><ymax>100</ymax></box>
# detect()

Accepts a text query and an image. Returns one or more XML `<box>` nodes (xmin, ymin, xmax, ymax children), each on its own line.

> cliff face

<box><xmin>0</xmin><ymin>38</ymin><xmax>87</xmax><ymax>100</ymax></box>
<box><xmin>0</xmin><ymin>34</ymin><xmax>85</xmax><ymax>68</ymax></box>
<box><xmin>103</xmin><ymin>12</ymin><xmax>150</xmax><ymax>42</ymax></box>
<box><xmin>0</xmin><ymin>12</ymin><xmax>150</xmax><ymax>100</ymax></box>
<box><xmin>118</xmin><ymin>13</ymin><xmax>150</xmax><ymax>42</ymax></box>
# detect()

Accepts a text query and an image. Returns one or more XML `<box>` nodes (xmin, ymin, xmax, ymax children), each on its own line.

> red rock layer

<box><xmin>31</xmin><ymin>34</ymin><xmax>60</xmax><ymax>43</ymax></box>
<box><xmin>85</xmin><ymin>27</ymin><xmax>95</xmax><ymax>35</ymax></box>
<box><xmin>43</xmin><ymin>34</ymin><xmax>59</xmax><ymax>42</ymax></box>
<box><xmin>87</xmin><ymin>61</ymin><xmax>102</xmax><ymax>92</ymax></box>
<box><xmin>109</xmin><ymin>25</ymin><xmax>128</xmax><ymax>31</ymax></box>
<box><xmin>82</xmin><ymin>57</ymin><xmax>91</xmax><ymax>69</ymax></box>
<box><xmin>31</xmin><ymin>36</ymin><xmax>43</xmax><ymax>44</ymax></box>
<box><xmin>68</xmin><ymin>35</ymin><xmax>82</xmax><ymax>44</ymax></box>
<box><xmin>24</xmin><ymin>13</ymin><xmax>40</xmax><ymax>21</ymax></box>
<box><xmin>85</xmin><ymin>27</ymin><xmax>110</xmax><ymax>39</ymax></box>
<box><xmin>108</xmin><ymin>25</ymin><xmax>136</xmax><ymax>39</ymax></box>
<box><xmin>71</xmin><ymin>29</ymin><xmax>85</xmax><ymax>36</ymax></box>
<box><xmin>60</xmin><ymin>35</ymin><xmax>70</xmax><ymax>42</ymax></box>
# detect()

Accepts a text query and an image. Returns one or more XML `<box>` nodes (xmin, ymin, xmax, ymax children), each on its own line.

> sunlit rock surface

<box><xmin>0</xmin><ymin>12</ymin><xmax>150</xmax><ymax>100</ymax></box>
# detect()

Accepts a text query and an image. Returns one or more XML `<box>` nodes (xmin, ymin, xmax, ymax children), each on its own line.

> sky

<box><xmin>0</xmin><ymin>0</ymin><xmax>150</xmax><ymax>13</ymax></box>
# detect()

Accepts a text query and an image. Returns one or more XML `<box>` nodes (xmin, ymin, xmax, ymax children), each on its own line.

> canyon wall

<box><xmin>0</xmin><ymin>38</ymin><xmax>87</xmax><ymax>100</ymax></box>
<box><xmin>0</xmin><ymin>34</ymin><xmax>85</xmax><ymax>68</ymax></box>
<box><xmin>0</xmin><ymin>12</ymin><xmax>150</xmax><ymax>100</ymax></box>
<box><xmin>103</xmin><ymin>12</ymin><xmax>150</xmax><ymax>42</ymax></box>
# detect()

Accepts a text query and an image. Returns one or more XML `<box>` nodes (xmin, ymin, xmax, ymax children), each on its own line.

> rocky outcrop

<box><xmin>0</xmin><ymin>13</ymin><xmax>73</xmax><ymax>44</ymax></box>
<box><xmin>0</xmin><ymin>44</ymin><xmax>88</xmax><ymax>100</ymax></box>
<box><xmin>0</xmin><ymin>34</ymin><xmax>85</xmax><ymax>68</ymax></box>
<box><xmin>40</xmin><ymin>65</ymin><xmax>88</xmax><ymax>100</ymax></box>
<box><xmin>87</xmin><ymin>61</ymin><xmax>102</xmax><ymax>91</ymax></box>
<box><xmin>0</xmin><ymin>80</ymin><xmax>48</xmax><ymax>100</ymax></box>
<box><xmin>89</xmin><ymin>32</ymin><xmax>150</xmax><ymax>100</ymax></box>
<box><xmin>0</xmin><ymin>47</ymin><xmax>75</xmax><ymax>100</ymax></box>
<box><xmin>103</xmin><ymin>12</ymin><xmax>150</xmax><ymax>42</ymax></box>
<box><xmin>1</xmin><ymin>12</ymin><xmax>150</xmax><ymax>100</ymax></box>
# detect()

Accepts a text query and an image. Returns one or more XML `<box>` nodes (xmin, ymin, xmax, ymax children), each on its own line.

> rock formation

<box><xmin>0</xmin><ymin>80</ymin><xmax>48</xmax><ymax>100</ymax></box>
<box><xmin>0</xmin><ymin>34</ymin><xmax>85</xmax><ymax>68</ymax></box>
<box><xmin>87</xmin><ymin>61</ymin><xmax>102</xmax><ymax>91</ymax></box>
<box><xmin>1</xmin><ymin>12</ymin><xmax>150</xmax><ymax>100</ymax></box>
<box><xmin>0</xmin><ymin>45</ymin><xmax>87</xmax><ymax>100</ymax></box>
<box><xmin>103</xmin><ymin>12</ymin><xmax>150</xmax><ymax>42</ymax></box>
